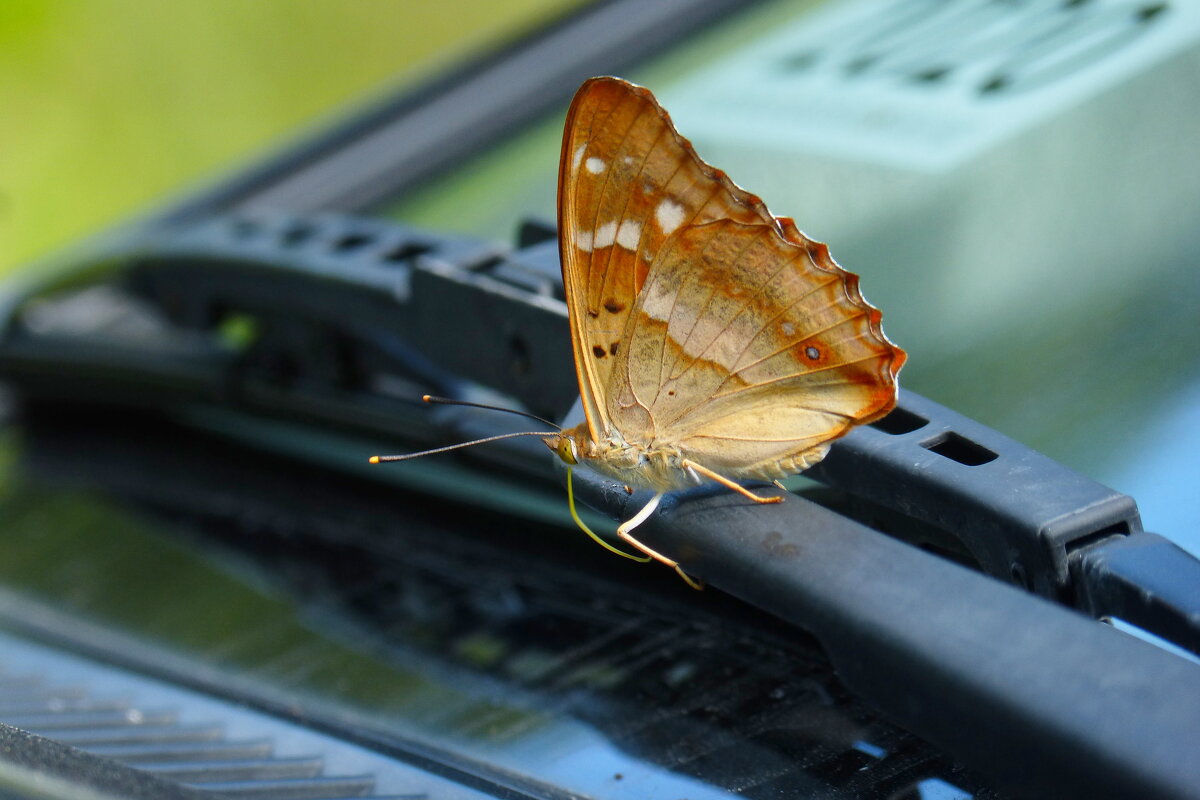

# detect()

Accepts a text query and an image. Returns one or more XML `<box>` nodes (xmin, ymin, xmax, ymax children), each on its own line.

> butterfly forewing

<box><xmin>558</xmin><ymin>77</ymin><xmax>775</xmax><ymax>439</ymax></box>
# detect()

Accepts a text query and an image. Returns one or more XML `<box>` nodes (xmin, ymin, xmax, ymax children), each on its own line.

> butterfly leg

<box><xmin>682</xmin><ymin>459</ymin><xmax>784</xmax><ymax>504</ymax></box>
<box><xmin>616</xmin><ymin>493</ymin><xmax>704</xmax><ymax>590</ymax></box>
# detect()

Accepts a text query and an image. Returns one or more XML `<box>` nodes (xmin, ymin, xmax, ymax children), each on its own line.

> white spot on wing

<box><xmin>572</xmin><ymin>144</ymin><xmax>586</xmax><ymax>172</ymax></box>
<box><xmin>615</xmin><ymin>220</ymin><xmax>641</xmax><ymax>251</ymax></box>
<box><xmin>576</xmin><ymin>230</ymin><xmax>593</xmax><ymax>253</ymax></box>
<box><xmin>642</xmin><ymin>280</ymin><xmax>674</xmax><ymax>322</ymax></box>
<box><xmin>594</xmin><ymin>221</ymin><xmax>617</xmax><ymax>249</ymax></box>
<box><xmin>655</xmin><ymin>199</ymin><xmax>685</xmax><ymax>235</ymax></box>
<box><xmin>623</xmin><ymin>155</ymin><xmax>634</xmax><ymax>166</ymax></box>
<box><xmin>781</xmin><ymin>321</ymin><xmax>795</xmax><ymax>336</ymax></box>
<box><xmin>585</xmin><ymin>157</ymin><xmax>605</xmax><ymax>174</ymax></box>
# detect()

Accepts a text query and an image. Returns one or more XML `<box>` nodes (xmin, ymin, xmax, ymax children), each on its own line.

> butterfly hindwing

<box><xmin>608</xmin><ymin>219</ymin><xmax>902</xmax><ymax>478</ymax></box>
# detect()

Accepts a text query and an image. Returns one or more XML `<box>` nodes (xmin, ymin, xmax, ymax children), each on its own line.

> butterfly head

<box><xmin>543</xmin><ymin>421</ymin><xmax>597</xmax><ymax>466</ymax></box>
<box><xmin>543</xmin><ymin>431</ymin><xmax>580</xmax><ymax>465</ymax></box>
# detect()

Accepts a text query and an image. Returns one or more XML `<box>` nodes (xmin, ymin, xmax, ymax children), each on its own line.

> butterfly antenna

<box><xmin>421</xmin><ymin>394</ymin><xmax>561</xmax><ymax>431</ymax></box>
<box><xmin>369</xmin><ymin>430</ymin><xmax>558</xmax><ymax>464</ymax></box>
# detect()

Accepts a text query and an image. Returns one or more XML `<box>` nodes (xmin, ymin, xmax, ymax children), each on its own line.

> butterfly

<box><xmin>373</xmin><ymin>77</ymin><xmax>904</xmax><ymax>586</ymax></box>
<box><xmin>540</xmin><ymin>77</ymin><xmax>905</xmax><ymax>583</ymax></box>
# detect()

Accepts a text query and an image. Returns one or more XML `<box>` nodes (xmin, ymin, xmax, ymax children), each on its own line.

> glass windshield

<box><xmin>0</xmin><ymin>408</ymin><xmax>995</xmax><ymax>799</ymax></box>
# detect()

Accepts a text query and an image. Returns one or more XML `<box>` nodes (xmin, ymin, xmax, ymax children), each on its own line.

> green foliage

<box><xmin>0</xmin><ymin>0</ymin><xmax>575</xmax><ymax>275</ymax></box>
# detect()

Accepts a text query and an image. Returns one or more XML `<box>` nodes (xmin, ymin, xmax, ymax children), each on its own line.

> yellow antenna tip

<box><xmin>421</xmin><ymin>394</ymin><xmax>433</xmax><ymax>403</ymax></box>
<box><xmin>368</xmin><ymin>456</ymin><xmax>381</xmax><ymax>464</ymax></box>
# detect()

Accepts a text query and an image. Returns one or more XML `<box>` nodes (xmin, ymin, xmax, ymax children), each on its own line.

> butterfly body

<box><xmin>546</xmin><ymin>420</ymin><xmax>830</xmax><ymax>494</ymax></box>
<box><xmin>550</xmin><ymin>77</ymin><xmax>905</xmax><ymax>579</ymax></box>
<box><xmin>547</xmin><ymin>422</ymin><xmax>698</xmax><ymax>493</ymax></box>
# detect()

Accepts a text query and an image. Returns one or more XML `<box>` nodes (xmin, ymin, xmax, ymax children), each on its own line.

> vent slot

<box><xmin>281</xmin><ymin>223</ymin><xmax>317</xmax><ymax>247</ymax></box>
<box><xmin>331</xmin><ymin>232</ymin><xmax>375</xmax><ymax>253</ymax></box>
<box><xmin>870</xmin><ymin>407</ymin><xmax>928</xmax><ymax>435</ymax></box>
<box><xmin>381</xmin><ymin>242</ymin><xmax>432</xmax><ymax>264</ymax></box>
<box><xmin>920</xmin><ymin>432</ymin><xmax>998</xmax><ymax>466</ymax></box>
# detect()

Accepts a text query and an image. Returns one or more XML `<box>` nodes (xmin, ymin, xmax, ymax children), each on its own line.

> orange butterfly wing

<box><xmin>623</xmin><ymin>219</ymin><xmax>903</xmax><ymax>479</ymax></box>
<box><xmin>558</xmin><ymin>76</ymin><xmax>774</xmax><ymax>442</ymax></box>
<box><xmin>558</xmin><ymin>77</ymin><xmax>905</xmax><ymax>480</ymax></box>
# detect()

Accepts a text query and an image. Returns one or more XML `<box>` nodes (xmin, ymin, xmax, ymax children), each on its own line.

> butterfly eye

<box><xmin>556</xmin><ymin>436</ymin><xmax>579</xmax><ymax>465</ymax></box>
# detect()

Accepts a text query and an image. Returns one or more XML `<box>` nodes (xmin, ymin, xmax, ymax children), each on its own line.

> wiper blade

<box><xmin>2</xmin><ymin>212</ymin><xmax>1193</xmax><ymax>635</ymax></box>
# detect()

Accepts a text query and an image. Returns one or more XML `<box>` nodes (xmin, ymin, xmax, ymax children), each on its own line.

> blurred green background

<box><xmin>0</xmin><ymin>0</ymin><xmax>575</xmax><ymax>275</ymax></box>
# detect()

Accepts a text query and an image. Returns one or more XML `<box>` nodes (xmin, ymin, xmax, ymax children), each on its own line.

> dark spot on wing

<box><xmin>609</xmin><ymin>341</ymin><xmax>620</xmax><ymax>356</ymax></box>
<box><xmin>587</xmin><ymin>310</ymin><xmax>599</xmax><ymax>319</ymax></box>
<box><xmin>592</xmin><ymin>345</ymin><xmax>607</xmax><ymax>358</ymax></box>
<box><xmin>806</xmin><ymin>346</ymin><xmax>821</xmax><ymax>360</ymax></box>
<box><xmin>603</xmin><ymin>298</ymin><xmax>625</xmax><ymax>314</ymax></box>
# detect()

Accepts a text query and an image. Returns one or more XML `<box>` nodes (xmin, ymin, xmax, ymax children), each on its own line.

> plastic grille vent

<box><xmin>0</xmin><ymin>634</ymin><xmax>485</xmax><ymax>800</ymax></box>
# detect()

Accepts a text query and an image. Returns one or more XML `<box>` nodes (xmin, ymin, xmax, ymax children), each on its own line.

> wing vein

<box><xmin>656</xmin><ymin>182</ymin><xmax>735</xmax><ymax>388</ymax></box>
<box><xmin>714</xmin><ymin>352</ymin><xmax>886</xmax><ymax>400</ymax></box>
<box><xmin>686</xmin><ymin>429</ymin><xmax>845</xmax><ymax>443</ymax></box>
<box><xmin>664</xmin><ymin>222</ymin><xmax>765</xmax><ymax>389</ymax></box>
<box><xmin>725</xmin><ymin>308</ymin><xmax>875</xmax><ymax>380</ymax></box>
<box><xmin>667</xmin><ymin>230</ymin><xmax>799</xmax><ymax>388</ymax></box>
<box><xmin>591</xmin><ymin>96</ymin><xmax>645</xmax><ymax>313</ymax></box>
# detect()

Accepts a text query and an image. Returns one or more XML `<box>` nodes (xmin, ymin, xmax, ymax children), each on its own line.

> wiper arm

<box><xmin>566</xmin><ymin>458</ymin><xmax>1200</xmax><ymax>800</ymax></box>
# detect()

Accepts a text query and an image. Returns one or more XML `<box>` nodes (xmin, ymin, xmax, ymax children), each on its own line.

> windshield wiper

<box><xmin>2</xmin><ymin>210</ymin><xmax>1198</xmax><ymax>799</ymax></box>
